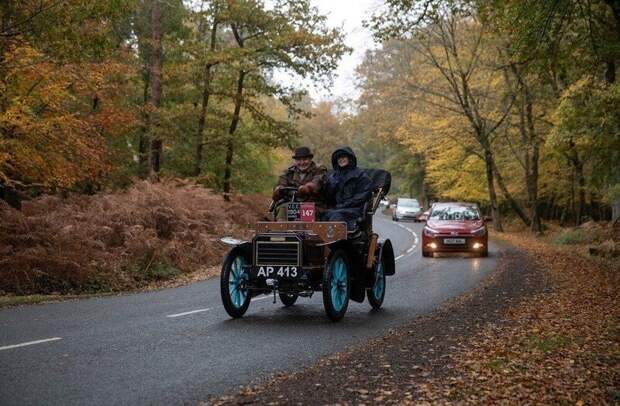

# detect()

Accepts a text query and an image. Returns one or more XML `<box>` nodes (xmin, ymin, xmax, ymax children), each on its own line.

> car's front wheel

<box><xmin>279</xmin><ymin>293</ymin><xmax>298</xmax><ymax>307</ymax></box>
<box><xmin>322</xmin><ymin>249</ymin><xmax>350</xmax><ymax>321</ymax></box>
<box><xmin>367</xmin><ymin>256</ymin><xmax>386</xmax><ymax>309</ymax></box>
<box><xmin>220</xmin><ymin>250</ymin><xmax>251</xmax><ymax>318</ymax></box>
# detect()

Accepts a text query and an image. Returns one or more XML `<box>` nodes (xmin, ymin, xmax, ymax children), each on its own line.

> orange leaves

<box><xmin>0</xmin><ymin>40</ymin><xmax>138</xmax><ymax>189</ymax></box>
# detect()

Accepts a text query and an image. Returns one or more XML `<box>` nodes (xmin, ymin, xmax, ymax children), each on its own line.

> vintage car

<box><xmin>220</xmin><ymin>169</ymin><xmax>395</xmax><ymax>321</ymax></box>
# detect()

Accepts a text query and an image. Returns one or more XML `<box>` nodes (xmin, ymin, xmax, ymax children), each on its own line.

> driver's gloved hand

<box><xmin>298</xmin><ymin>182</ymin><xmax>316</xmax><ymax>198</ymax></box>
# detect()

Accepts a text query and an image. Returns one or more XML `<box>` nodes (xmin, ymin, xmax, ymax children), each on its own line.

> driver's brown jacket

<box><xmin>276</xmin><ymin>161</ymin><xmax>327</xmax><ymax>202</ymax></box>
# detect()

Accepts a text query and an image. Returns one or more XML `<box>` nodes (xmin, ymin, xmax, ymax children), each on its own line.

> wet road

<box><xmin>0</xmin><ymin>213</ymin><xmax>498</xmax><ymax>405</ymax></box>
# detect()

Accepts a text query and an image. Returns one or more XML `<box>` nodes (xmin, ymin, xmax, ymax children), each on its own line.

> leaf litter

<box><xmin>208</xmin><ymin>233</ymin><xmax>618</xmax><ymax>405</ymax></box>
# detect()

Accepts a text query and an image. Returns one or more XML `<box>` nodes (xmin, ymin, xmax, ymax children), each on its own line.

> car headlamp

<box><xmin>472</xmin><ymin>227</ymin><xmax>486</xmax><ymax>236</ymax></box>
<box><xmin>423</xmin><ymin>226</ymin><xmax>438</xmax><ymax>237</ymax></box>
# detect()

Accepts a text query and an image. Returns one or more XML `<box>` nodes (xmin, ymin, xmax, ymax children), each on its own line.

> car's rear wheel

<box><xmin>322</xmin><ymin>249</ymin><xmax>350</xmax><ymax>321</ymax></box>
<box><xmin>279</xmin><ymin>293</ymin><xmax>298</xmax><ymax>307</ymax></box>
<box><xmin>220</xmin><ymin>250</ymin><xmax>251</xmax><ymax>318</ymax></box>
<box><xmin>367</xmin><ymin>256</ymin><xmax>386</xmax><ymax>309</ymax></box>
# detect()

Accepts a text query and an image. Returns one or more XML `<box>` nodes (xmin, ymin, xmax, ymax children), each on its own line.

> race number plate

<box><xmin>256</xmin><ymin>266</ymin><xmax>299</xmax><ymax>278</ymax></box>
<box><xmin>287</xmin><ymin>202</ymin><xmax>315</xmax><ymax>222</ymax></box>
<box><xmin>443</xmin><ymin>238</ymin><xmax>466</xmax><ymax>245</ymax></box>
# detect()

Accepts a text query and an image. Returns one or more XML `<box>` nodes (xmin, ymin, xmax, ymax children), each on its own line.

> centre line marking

<box><xmin>0</xmin><ymin>337</ymin><xmax>62</xmax><ymax>351</ymax></box>
<box><xmin>251</xmin><ymin>296</ymin><xmax>271</xmax><ymax>302</ymax></box>
<box><xmin>166</xmin><ymin>308</ymin><xmax>211</xmax><ymax>318</ymax></box>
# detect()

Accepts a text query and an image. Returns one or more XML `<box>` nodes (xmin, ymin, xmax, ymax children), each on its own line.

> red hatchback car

<box><xmin>421</xmin><ymin>202</ymin><xmax>488</xmax><ymax>257</ymax></box>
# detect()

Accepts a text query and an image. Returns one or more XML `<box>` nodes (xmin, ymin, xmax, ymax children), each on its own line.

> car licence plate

<box><xmin>256</xmin><ymin>266</ymin><xmax>299</xmax><ymax>278</ymax></box>
<box><xmin>443</xmin><ymin>238</ymin><xmax>466</xmax><ymax>245</ymax></box>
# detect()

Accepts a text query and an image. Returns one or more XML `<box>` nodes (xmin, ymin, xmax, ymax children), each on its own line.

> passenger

<box><xmin>323</xmin><ymin>146</ymin><xmax>372</xmax><ymax>233</ymax></box>
<box><xmin>272</xmin><ymin>146</ymin><xmax>327</xmax><ymax>221</ymax></box>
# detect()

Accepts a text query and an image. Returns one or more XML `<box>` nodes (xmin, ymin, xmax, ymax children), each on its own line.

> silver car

<box><xmin>392</xmin><ymin>198</ymin><xmax>422</xmax><ymax>222</ymax></box>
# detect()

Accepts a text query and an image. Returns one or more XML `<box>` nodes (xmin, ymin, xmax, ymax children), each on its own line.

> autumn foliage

<box><xmin>0</xmin><ymin>43</ymin><xmax>136</xmax><ymax>190</ymax></box>
<box><xmin>0</xmin><ymin>179</ymin><xmax>269</xmax><ymax>295</ymax></box>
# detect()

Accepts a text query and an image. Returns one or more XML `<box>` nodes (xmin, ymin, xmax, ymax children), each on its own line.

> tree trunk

<box><xmin>491</xmin><ymin>158</ymin><xmax>531</xmax><ymax>227</ymax></box>
<box><xmin>575</xmin><ymin>159</ymin><xmax>586</xmax><ymax>225</ymax></box>
<box><xmin>223</xmin><ymin>70</ymin><xmax>246</xmax><ymax>201</ymax></box>
<box><xmin>193</xmin><ymin>17</ymin><xmax>219</xmax><ymax>177</ymax></box>
<box><xmin>510</xmin><ymin>62</ymin><xmax>541</xmax><ymax>232</ymax></box>
<box><xmin>484</xmin><ymin>149</ymin><xmax>503</xmax><ymax>232</ymax></box>
<box><xmin>524</xmin><ymin>89</ymin><xmax>542</xmax><ymax>233</ymax></box>
<box><xmin>545</xmin><ymin>194</ymin><xmax>556</xmax><ymax>220</ymax></box>
<box><xmin>138</xmin><ymin>69</ymin><xmax>150</xmax><ymax>177</ymax></box>
<box><xmin>193</xmin><ymin>65</ymin><xmax>211</xmax><ymax>177</ymax></box>
<box><xmin>147</xmin><ymin>0</ymin><xmax>163</xmax><ymax>181</ymax></box>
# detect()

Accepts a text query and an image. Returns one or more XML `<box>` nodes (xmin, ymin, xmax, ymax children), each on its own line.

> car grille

<box><xmin>255</xmin><ymin>241</ymin><xmax>300</xmax><ymax>266</ymax></box>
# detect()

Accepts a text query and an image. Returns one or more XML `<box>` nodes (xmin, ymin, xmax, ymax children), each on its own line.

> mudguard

<box><xmin>378</xmin><ymin>239</ymin><xmax>396</xmax><ymax>276</ymax></box>
<box><xmin>222</xmin><ymin>241</ymin><xmax>252</xmax><ymax>263</ymax></box>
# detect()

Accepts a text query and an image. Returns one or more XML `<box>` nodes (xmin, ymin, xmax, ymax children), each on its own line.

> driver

<box><xmin>272</xmin><ymin>146</ymin><xmax>327</xmax><ymax>221</ymax></box>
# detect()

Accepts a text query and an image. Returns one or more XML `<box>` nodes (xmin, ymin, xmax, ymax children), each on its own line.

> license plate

<box><xmin>443</xmin><ymin>238</ymin><xmax>466</xmax><ymax>245</ymax></box>
<box><xmin>287</xmin><ymin>202</ymin><xmax>315</xmax><ymax>222</ymax></box>
<box><xmin>256</xmin><ymin>266</ymin><xmax>299</xmax><ymax>278</ymax></box>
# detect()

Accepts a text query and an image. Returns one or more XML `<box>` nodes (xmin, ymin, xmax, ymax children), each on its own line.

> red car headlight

<box><xmin>472</xmin><ymin>227</ymin><xmax>486</xmax><ymax>236</ymax></box>
<box><xmin>423</xmin><ymin>226</ymin><xmax>438</xmax><ymax>237</ymax></box>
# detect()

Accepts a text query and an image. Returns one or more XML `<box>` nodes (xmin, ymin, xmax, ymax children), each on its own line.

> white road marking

<box><xmin>251</xmin><ymin>295</ymin><xmax>272</xmax><ymax>302</ymax></box>
<box><xmin>389</xmin><ymin>220</ymin><xmax>419</xmax><ymax>261</ymax></box>
<box><xmin>0</xmin><ymin>337</ymin><xmax>62</xmax><ymax>351</ymax></box>
<box><xmin>166</xmin><ymin>308</ymin><xmax>211</xmax><ymax>318</ymax></box>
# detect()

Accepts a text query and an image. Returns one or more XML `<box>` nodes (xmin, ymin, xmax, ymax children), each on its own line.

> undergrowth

<box><xmin>0</xmin><ymin>179</ymin><xmax>269</xmax><ymax>295</ymax></box>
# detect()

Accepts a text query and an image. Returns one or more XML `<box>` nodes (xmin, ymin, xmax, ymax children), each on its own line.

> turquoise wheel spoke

<box><xmin>229</xmin><ymin>256</ymin><xmax>247</xmax><ymax>308</ymax></box>
<box><xmin>373</xmin><ymin>262</ymin><xmax>385</xmax><ymax>298</ymax></box>
<box><xmin>331</xmin><ymin>257</ymin><xmax>346</xmax><ymax>311</ymax></box>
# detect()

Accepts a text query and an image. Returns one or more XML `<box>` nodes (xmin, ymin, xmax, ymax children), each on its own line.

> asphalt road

<box><xmin>0</xmin><ymin>213</ymin><xmax>498</xmax><ymax>405</ymax></box>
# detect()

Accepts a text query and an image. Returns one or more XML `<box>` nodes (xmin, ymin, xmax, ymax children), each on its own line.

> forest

<box><xmin>1</xmin><ymin>0</ymin><xmax>619</xmax><ymax>232</ymax></box>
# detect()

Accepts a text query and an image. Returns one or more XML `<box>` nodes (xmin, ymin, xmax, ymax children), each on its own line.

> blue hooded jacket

<box><xmin>325</xmin><ymin>147</ymin><xmax>372</xmax><ymax>210</ymax></box>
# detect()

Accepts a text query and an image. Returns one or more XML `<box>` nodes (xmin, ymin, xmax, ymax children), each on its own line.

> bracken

<box><xmin>0</xmin><ymin>179</ymin><xmax>269</xmax><ymax>295</ymax></box>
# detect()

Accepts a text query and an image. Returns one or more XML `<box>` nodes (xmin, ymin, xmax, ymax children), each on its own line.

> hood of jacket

<box><xmin>331</xmin><ymin>146</ymin><xmax>358</xmax><ymax>170</ymax></box>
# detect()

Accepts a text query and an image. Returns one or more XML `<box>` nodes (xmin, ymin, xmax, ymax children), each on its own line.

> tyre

<box><xmin>322</xmin><ymin>249</ymin><xmax>350</xmax><ymax>321</ymax></box>
<box><xmin>220</xmin><ymin>250</ymin><xmax>251</xmax><ymax>318</ymax></box>
<box><xmin>279</xmin><ymin>293</ymin><xmax>298</xmax><ymax>307</ymax></box>
<box><xmin>422</xmin><ymin>250</ymin><xmax>432</xmax><ymax>258</ymax></box>
<box><xmin>367</xmin><ymin>256</ymin><xmax>386</xmax><ymax>309</ymax></box>
<box><xmin>479</xmin><ymin>249</ymin><xmax>488</xmax><ymax>258</ymax></box>
<box><xmin>392</xmin><ymin>216</ymin><xmax>399</xmax><ymax>222</ymax></box>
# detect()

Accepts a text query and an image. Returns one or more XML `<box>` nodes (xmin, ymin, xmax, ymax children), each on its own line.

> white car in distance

<box><xmin>392</xmin><ymin>198</ymin><xmax>422</xmax><ymax>222</ymax></box>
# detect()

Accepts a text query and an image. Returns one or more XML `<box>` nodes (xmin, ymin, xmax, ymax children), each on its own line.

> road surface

<box><xmin>0</xmin><ymin>213</ymin><xmax>498</xmax><ymax>405</ymax></box>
